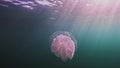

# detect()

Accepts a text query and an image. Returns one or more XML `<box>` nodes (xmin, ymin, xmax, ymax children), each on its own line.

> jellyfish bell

<box><xmin>50</xmin><ymin>31</ymin><xmax>77</xmax><ymax>62</ymax></box>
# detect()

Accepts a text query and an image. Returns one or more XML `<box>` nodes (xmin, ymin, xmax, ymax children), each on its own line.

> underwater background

<box><xmin>0</xmin><ymin>0</ymin><xmax>120</xmax><ymax>68</ymax></box>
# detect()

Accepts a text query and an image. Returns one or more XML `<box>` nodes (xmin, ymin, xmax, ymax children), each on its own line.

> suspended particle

<box><xmin>50</xmin><ymin>31</ymin><xmax>77</xmax><ymax>61</ymax></box>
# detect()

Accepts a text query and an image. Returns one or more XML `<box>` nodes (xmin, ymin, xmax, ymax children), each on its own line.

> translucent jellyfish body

<box><xmin>50</xmin><ymin>31</ymin><xmax>77</xmax><ymax>61</ymax></box>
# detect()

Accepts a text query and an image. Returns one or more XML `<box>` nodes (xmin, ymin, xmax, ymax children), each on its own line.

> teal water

<box><xmin>0</xmin><ymin>6</ymin><xmax>120</xmax><ymax>68</ymax></box>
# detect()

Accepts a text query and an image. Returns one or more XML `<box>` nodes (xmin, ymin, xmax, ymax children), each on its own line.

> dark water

<box><xmin>0</xmin><ymin>6</ymin><xmax>120</xmax><ymax>68</ymax></box>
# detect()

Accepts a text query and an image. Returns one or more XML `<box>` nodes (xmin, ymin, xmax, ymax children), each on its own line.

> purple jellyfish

<box><xmin>50</xmin><ymin>31</ymin><xmax>77</xmax><ymax>61</ymax></box>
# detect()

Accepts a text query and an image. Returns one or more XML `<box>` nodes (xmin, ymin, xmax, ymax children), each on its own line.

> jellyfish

<box><xmin>50</xmin><ymin>31</ymin><xmax>77</xmax><ymax>61</ymax></box>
